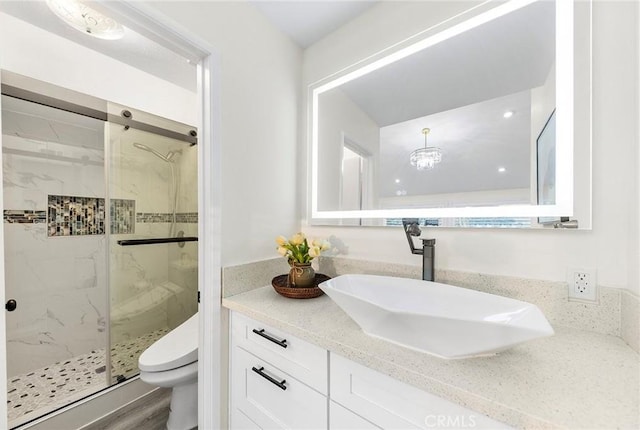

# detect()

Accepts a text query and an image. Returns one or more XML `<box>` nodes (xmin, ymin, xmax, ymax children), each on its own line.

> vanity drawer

<box><xmin>330</xmin><ymin>400</ymin><xmax>380</xmax><ymax>429</ymax></box>
<box><xmin>330</xmin><ymin>353</ymin><xmax>510</xmax><ymax>430</ymax></box>
<box><xmin>230</xmin><ymin>345</ymin><xmax>327</xmax><ymax>430</ymax></box>
<box><xmin>231</xmin><ymin>311</ymin><xmax>328</xmax><ymax>394</ymax></box>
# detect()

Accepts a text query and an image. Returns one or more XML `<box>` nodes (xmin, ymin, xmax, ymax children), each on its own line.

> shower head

<box><xmin>165</xmin><ymin>150</ymin><xmax>179</xmax><ymax>162</ymax></box>
<box><xmin>133</xmin><ymin>142</ymin><xmax>174</xmax><ymax>162</ymax></box>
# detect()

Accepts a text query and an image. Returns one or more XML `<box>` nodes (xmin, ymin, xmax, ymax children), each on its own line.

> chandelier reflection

<box><xmin>409</xmin><ymin>128</ymin><xmax>442</xmax><ymax>170</ymax></box>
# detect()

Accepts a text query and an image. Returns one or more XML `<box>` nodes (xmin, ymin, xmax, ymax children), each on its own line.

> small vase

<box><xmin>289</xmin><ymin>262</ymin><xmax>315</xmax><ymax>288</ymax></box>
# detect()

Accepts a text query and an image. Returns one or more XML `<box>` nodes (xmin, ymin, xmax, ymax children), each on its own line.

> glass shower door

<box><xmin>2</xmin><ymin>92</ymin><xmax>198</xmax><ymax>428</ymax></box>
<box><xmin>107</xmin><ymin>117</ymin><xmax>198</xmax><ymax>383</ymax></box>
<box><xmin>2</xmin><ymin>95</ymin><xmax>109</xmax><ymax>428</ymax></box>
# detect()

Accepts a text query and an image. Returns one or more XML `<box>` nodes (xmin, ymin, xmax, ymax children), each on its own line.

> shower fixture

<box><xmin>132</xmin><ymin>142</ymin><xmax>180</xmax><ymax>163</ymax></box>
<box><xmin>133</xmin><ymin>142</ymin><xmax>181</xmax><ymax>237</ymax></box>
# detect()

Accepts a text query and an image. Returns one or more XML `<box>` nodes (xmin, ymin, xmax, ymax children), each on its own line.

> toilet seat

<box><xmin>139</xmin><ymin>313</ymin><xmax>198</xmax><ymax>372</ymax></box>
<box><xmin>139</xmin><ymin>361</ymin><xmax>198</xmax><ymax>388</ymax></box>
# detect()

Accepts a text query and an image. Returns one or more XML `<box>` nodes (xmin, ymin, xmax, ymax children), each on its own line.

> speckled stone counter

<box><xmin>222</xmin><ymin>286</ymin><xmax>639</xmax><ymax>430</ymax></box>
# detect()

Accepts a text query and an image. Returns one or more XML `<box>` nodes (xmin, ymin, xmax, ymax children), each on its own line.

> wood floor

<box><xmin>80</xmin><ymin>388</ymin><xmax>172</xmax><ymax>430</ymax></box>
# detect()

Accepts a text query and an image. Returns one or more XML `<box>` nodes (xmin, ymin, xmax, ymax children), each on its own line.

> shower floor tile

<box><xmin>7</xmin><ymin>327</ymin><xmax>169</xmax><ymax>428</ymax></box>
<box><xmin>111</xmin><ymin>327</ymin><xmax>170</xmax><ymax>382</ymax></box>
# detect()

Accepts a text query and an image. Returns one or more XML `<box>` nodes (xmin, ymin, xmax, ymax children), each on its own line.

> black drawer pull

<box><xmin>251</xmin><ymin>366</ymin><xmax>287</xmax><ymax>390</ymax></box>
<box><xmin>252</xmin><ymin>328</ymin><xmax>288</xmax><ymax>348</ymax></box>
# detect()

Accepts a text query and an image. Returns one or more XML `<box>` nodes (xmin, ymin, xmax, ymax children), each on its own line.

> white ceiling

<box><xmin>338</xmin><ymin>0</ymin><xmax>555</xmax><ymax>127</ymax></box>
<box><xmin>250</xmin><ymin>1</ymin><xmax>377</xmax><ymax>48</ymax></box>
<box><xmin>378</xmin><ymin>90</ymin><xmax>532</xmax><ymax>198</ymax></box>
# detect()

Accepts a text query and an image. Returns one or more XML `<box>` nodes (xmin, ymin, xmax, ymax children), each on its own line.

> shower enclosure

<box><xmin>1</xmin><ymin>75</ymin><xmax>198</xmax><ymax>428</ymax></box>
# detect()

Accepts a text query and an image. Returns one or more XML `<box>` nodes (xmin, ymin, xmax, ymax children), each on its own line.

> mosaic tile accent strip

<box><xmin>110</xmin><ymin>199</ymin><xmax>135</xmax><ymax>234</ymax></box>
<box><xmin>176</xmin><ymin>212</ymin><xmax>198</xmax><ymax>223</ymax></box>
<box><xmin>136</xmin><ymin>212</ymin><xmax>173</xmax><ymax>223</ymax></box>
<box><xmin>3</xmin><ymin>210</ymin><xmax>47</xmax><ymax>224</ymax></box>
<box><xmin>136</xmin><ymin>212</ymin><xmax>198</xmax><ymax>223</ymax></box>
<box><xmin>7</xmin><ymin>327</ymin><xmax>169</xmax><ymax>427</ymax></box>
<box><xmin>48</xmin><ymin>195</ymin><xmax>105</xmax><ymax>237</ymax></box>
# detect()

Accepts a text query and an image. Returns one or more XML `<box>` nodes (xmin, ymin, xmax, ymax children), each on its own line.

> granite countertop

<box><xmin>222</xmin><ymin>286</ymin><xmax>639</xmax><ymax>430</ymax></box>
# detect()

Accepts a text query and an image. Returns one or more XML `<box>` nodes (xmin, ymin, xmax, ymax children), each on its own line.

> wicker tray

<box><xmin>271</xmin><ymin>273</ymin><xmax>331</xmax><ymax>299</ymax></box>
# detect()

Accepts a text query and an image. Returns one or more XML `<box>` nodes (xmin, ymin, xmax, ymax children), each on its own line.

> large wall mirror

<box><xmin>310</xmin><ymin>0</ymin><xmax>592</xmax><ymax>228</ymax></box>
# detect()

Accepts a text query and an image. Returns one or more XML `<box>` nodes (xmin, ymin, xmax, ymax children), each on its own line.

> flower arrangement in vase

<box><xmin>276</xmin><ymin>232</ymin><xmax>330</xmax><ymax>287</ymax></box>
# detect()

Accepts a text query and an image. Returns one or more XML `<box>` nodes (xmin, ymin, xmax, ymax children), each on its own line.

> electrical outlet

<box><xmin>567</xmin><ymin>268</ymin><xmax>597</xmax><ymax>303</ymax></box>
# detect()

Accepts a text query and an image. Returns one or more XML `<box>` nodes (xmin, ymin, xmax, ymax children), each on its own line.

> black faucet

<box><xmin>402</xmin><ymin>218</ymin><xmax>435</xmax><ymax>282</ymax></box>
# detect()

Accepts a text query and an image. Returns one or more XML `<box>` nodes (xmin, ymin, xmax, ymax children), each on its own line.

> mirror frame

<box><xmin>309</xmin><ymin>0</ymin><xmax>581</xmax><ymax>222</ymax></box>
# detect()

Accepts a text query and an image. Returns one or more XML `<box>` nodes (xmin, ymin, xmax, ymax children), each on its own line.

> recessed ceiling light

<box><xmin>498</xmin><ymin>167</ymin><xmax>507</xmax><ymax>173</ymax></box>
<box><xmin>503</xmin><ymin>111</ymin><xmax>514</xmax><ymax>119</ymax></box>
<box><xmin>395</xmin><ymin>179</ymin><xmax>401</xmax><ymax>184</ymax></box>
<box><xmin>47</xmin><ymin>0</ymin><xmax>125</xmax><ymax>40</ymax></box>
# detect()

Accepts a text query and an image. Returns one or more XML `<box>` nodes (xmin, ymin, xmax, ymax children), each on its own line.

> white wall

<box><xmin>302</xmin><ymin>1</ymin><xmax>639</xmax><ymax>294</ymax></box>
<box><xmin>144</xmin><ymin>1</ymin><xmax>301</xmax><ymax>267</ymax></box>
<box><xmin>633</xmin><ymin>1</ymin><xmax>640</xmax><ymax>299</ymax></box>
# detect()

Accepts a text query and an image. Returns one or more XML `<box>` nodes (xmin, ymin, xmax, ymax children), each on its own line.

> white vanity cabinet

<box><xmin>329</xmin><ymin>401</ymin><xmax>380</xmax><ymax>429</ymax></box>
<box><xmin>229</xmin><ymin>312</ymin><xmax>511</xmax><ymax>430</ymax></box>
<box><xmin>229</xmin><ymin>312</ymin><xmax>328</xmax><ymax>429</ymax></box>
<box><xmin>330</xmin><ymin>354</ymin><xmax>510</xmax><ymax>430</ymax></box>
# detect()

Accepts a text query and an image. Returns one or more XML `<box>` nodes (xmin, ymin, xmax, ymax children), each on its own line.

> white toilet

<box><xmin>139</xmin><ymin>313</ymin><xmax>199</xmax><ymax>430</ymax></box>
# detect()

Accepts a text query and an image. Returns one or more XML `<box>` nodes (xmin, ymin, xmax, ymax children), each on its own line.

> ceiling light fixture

<box><xmin>410</xmin><ymin>128</ymin><xmax>442</xmax><ymax>170</ymax></box>
<box><xmin>503</xmin><ymin>110</ymin><xmax>514</xmax><ymax>119</ymax></box>
<box><xmin>46</xmin><ymin>0</ymin><xmax>125</xmax><ymax>40</ymax></box>
<box><xmin>498</xmin><ymin>167</ymin><xmax>507</xmax><ymax>173</ymax></box>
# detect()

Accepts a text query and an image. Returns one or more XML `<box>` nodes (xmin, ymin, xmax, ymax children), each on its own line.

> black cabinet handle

<box><xmin>251</xmin><ymin>366</ymin><xmax>287</xmax><ymax>390</ymax></box>
<box><xmin>5</xmin><ymin>299</ymin><xmax>16</xmax><ymax>312</ymax></box>
<box><xmin>252</xmin><ymin>328</ymin><xmax>288</xmax><ymax>348</ymax></box>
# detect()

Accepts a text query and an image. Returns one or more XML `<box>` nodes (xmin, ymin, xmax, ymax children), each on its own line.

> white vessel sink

<box><xmin>319</xmin><ymin>274</ymin><xmax>554</xmax><ymax>359</ymax></box>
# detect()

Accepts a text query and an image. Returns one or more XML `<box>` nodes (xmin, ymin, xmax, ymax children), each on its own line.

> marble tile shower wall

<box><xmin>168</xmin><ymin>144</ymin><xmax>199</xmax><ymax>309</ymax></box>
<box><xmin>2</xmin><ymin>134</ymin><xmax>198</xmax><ymax>377</ymax></box>
<box><xmin>108</xmin><ymin>137</ymin><xmax>198</xmax><ymax>347</ymax></box>
<box><xmin>3</xmin><ymin>144</ymin><xmax>108</xmax><ymax>377</ymax></box>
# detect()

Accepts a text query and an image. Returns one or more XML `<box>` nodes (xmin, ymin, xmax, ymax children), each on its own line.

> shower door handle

<box><xmin>5</xmin><ymin>299</ymin><xmax>17</xmax><ymax>312</ymax></box>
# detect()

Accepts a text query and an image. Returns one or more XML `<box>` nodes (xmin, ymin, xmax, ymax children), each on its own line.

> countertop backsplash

<box><xmin>621</xmin><ymin>289</ymin><xmax>640</xmax><ymax>353</ymax></box>
<box><xmin>222</xmin><ymin>258</ymin><xmax>290</xmax><ymax>298</ymax></box>
<box><xmin>222</xmin><ymin>256</ymin><xmax>639</xmax><ymax>353</ymax></box>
